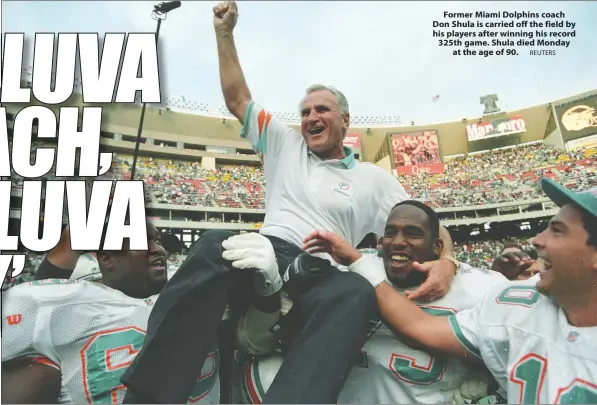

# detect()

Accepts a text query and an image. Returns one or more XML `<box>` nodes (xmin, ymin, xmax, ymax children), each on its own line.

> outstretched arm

<box><xmin>214</xmin><ymin>1</ymin><xmax>251</xmax><ymax>122</ymax></box>
<box><xmin>34</xmin><ymin>227</ymin><xmax>81</xmax><ymax>280</ymax></box>
<box><xmin>375</xmin><ymin>282</ymin><xmax>477</xmax><ymax>360</ymax></box>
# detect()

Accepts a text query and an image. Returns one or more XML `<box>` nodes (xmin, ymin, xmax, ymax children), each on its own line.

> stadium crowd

<box><xmin>116</xmin><ymin>143</ymin><xmax>597</xmax><ymax>209</ymax></box>
<box><xmin>116</xmin><ymin>155</ymin><xmax>266</xmax><ymax>209</ymax></box>
<box><xmin>10</xmin><ymin>141</ymin><xmax>596</xmax><ymax>211</ymax></box>
<box><xmin>453</xmin><ymin>236</ymin><xmax>532</xmax><ymax>269</ymax></box>
<box><xmin>401</xmin><ymin>143</ymin><xmax>596</xmax><ymax>207</ymax></box>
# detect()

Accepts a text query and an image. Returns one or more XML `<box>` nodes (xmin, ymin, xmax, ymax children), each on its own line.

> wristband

<box><xmin>439</xmin><ymin>255</ymin><xmax>459</xmax><ymax>275</ymax></box>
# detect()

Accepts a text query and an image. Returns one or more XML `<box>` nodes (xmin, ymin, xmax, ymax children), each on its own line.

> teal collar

<box><xmin>308</xmin><ymin>146</ymin><xmax>356</xmax><ymax>169</ymax></box>
<box><xmin>340</xmin><ymin>146</ymin><xmax>356</xmax><ymax>169</ymax></box>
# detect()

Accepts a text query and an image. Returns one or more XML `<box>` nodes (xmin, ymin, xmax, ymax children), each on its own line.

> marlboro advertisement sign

<box><xmin>466</xmin><ymin>115</ymin><xmax>527</xmax><ymax>141</ymax></box>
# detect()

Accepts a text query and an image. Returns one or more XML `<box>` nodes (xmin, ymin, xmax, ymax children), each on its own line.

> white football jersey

<box><xmin>338</xmin><ymin>263</ymin><xmax>508</xmax><ymax>404</ymax></box>
<box><xmin>1</xmin><ymin>279</ymin><xmax>220</xmax><ymax>404</ymax></box>
<box><xmin>234</xmin><ymin>261</ymin><xmax>508</xmax><ymax>404</ymax></box>
<box><xmin>449</xmin><ymin>279</ymin><xmax>597</xmax><ymax>404</ymax></box>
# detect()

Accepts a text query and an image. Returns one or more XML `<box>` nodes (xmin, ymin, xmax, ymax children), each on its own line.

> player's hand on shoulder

<box><xmin>222</xmin><ymin>232</ymin><xmax>282</xmax><ymax>296</ymax></box>
<box><xmin>303</xmin><ymin>230</ymin><xmax>361</xmax><ymax>266</ymax></box>
<box><xmin>405</xmin><ymin>259</ymin><xmax>455</xmax><ymax>302</ymax></box>
<box><xmin>213</xmin><ymin>1</ymin><xmax>238</xmax><ymax>33</ymax></box>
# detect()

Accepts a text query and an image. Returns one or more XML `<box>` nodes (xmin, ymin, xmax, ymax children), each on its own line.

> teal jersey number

<box><xmin>389</xmin><ymin>307</ymin><xmax>455</xmax><ymax>385</ymax></box>
<box><xmin>511</xmin><ymin>353</ymin><xmax>597</xmax><ymax>403</ymax></box>
<box><xmin>495</xmin><ymin>286</ymin><xmax>541</xmax><ymax>307</ymax></box>
<box><xmin>81</xmin><ymin>326</ymin><xmax>218</xmax><ymax>404</ymax></box>
<box><xmin>556</xmin><ymin>380</ymin><xmax>597</xmax><ymax>404</ymax></box>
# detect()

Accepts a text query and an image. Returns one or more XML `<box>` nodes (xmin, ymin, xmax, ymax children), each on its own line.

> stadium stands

<box><xmin>116</xmin><ymin>143</ymin><xmax>595</xmax><ymax>209</ymax></box>
<box><xmin>400</xmin><ymin>143</ymin><xmax>596</xmax><ymax>208</ymax></box>
<box><xmin>10</xmin><ymin>141</ymin><xmax>595</xmax><ymax>211</ymax></box>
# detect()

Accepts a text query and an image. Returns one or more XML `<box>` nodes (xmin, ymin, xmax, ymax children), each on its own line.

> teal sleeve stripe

<box><xmin>240</xmin><ymin>100</ymin><xmax>255</xmax><ymax>141</ymax></box>
<box><xmin>448</xmin><ymin>315</ymin><xmax>482</xmax><ymax>359</ymax></box>
<box><xmin>256</xmin><ymin>123</ymin><xmax>267</xmax><ymax>157</ymax></box>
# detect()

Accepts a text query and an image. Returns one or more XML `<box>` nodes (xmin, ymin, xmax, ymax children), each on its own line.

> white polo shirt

<box><xmin>241</xmin><ymin>100</ymin><xmax>410</xmax><ymax>249</ymax></box>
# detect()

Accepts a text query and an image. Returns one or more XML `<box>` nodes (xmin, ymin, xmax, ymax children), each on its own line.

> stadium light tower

<box><xmin>130</xmin><ymin>0</ymin><xmax>181</xmax><ymax>181</ymax></box>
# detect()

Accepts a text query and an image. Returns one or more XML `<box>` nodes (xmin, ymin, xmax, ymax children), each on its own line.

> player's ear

<box><xmin>432</xmin><ymin>238</ymin><xmax>443</xmax><ymax>257</ymax></box>
<box><xmin>96</xmin><ymin>251</ymin><xmax>117</xmax><ymax>273</ymax></box>
<box><xmin>342</xmin><ymin>112</ymin><xmax>350</xmax><ymax>130</ymax></box>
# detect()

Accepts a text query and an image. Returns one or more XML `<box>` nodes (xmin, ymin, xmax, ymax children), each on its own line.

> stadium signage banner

<box><xmin>466</xmin><ymin>115</ymin><xmax>526</xmax><ymax>141</ymax></box>
<box><xmin>555</xmin><ymin>94</ymin><xmax>597</xmax><ymax>141</ymax></box>
<box><xmin>389</xmin><ymin>131</ymin><xmax>445</xmax><ymax>176</ymax></box>
<box><xmin>343</xmin><ymin>133</ymin><xmax>361</xmax><ymax>148</ymax></box>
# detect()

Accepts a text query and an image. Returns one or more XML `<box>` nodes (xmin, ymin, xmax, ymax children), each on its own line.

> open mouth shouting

<box><xmin>148</xmin><ymin>255</ymin><xmax>167</xmax><ymax>273</ymax></box>
<box><xmin>536</xmin><ymin>256</ymin><xmax>552</xmax><ymax>275</ymax></box>
<box><xmin>390</xmin><ymin>251</ymin><xmax>412</xmax><ymax>267</ymax></box>
<box><xmin>308</xmin><ymin>127</ymin><xmax>325</xmax><ymax>136</ymax></box>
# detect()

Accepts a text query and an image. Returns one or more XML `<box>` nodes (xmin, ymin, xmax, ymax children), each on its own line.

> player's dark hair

<box><xmin>391</xmin><ymin>200</ymin><xmax>440</xmax><ymax>240</ymax></box>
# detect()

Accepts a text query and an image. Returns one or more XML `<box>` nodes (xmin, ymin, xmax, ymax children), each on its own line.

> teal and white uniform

<box><xmin>449</xmin><ymin>279</ymin><xmax>597</xmax><ymax>403</ymax></box>
<box><xmin>1</xmin><ymin>279</ymin><xmax>220</xmax><ymax>404</ymax></box>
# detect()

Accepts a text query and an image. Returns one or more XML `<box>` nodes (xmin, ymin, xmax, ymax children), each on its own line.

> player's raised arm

<box><xmin>214</xmin><ymin>1</ymin><xmax>251</xmax><ymax>122</ymax></box>
<box><xmin>34</xmin><ymin>226</ymin><xmax>81</xmax><ymax>280</ymax></box>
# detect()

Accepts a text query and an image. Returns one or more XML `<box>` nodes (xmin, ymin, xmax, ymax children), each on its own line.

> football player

<box><xmin>233</xmin><ymin>200</ymin><xmax>509</xmax><ymax>404</ymax></box>
<box><xmin>1</xmin><ymin>222</ymin><xmax>221</xmax><ymax>404</ymax></box>
<box><xmin>331</xmin><ymin>178</ymin><xmax>597</xmax><ymax>403</ymax></box>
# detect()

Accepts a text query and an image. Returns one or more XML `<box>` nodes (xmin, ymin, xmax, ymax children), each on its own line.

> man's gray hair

<box><xmin>299</xmin><ymin>84</ymin><xmax>350</xmax><ymax>115</ymax></box>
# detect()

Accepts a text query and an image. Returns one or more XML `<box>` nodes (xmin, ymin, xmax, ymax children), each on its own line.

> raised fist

<box><xmin>213</xmin><ymin>1</ymin><xmax>238</xmax><ymax>33</ymax></box>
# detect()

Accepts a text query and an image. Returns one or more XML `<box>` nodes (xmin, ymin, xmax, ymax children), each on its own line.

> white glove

<box><xmin>453</xmin><ymin>376</ymin><xmax>490</xmax><ymax>403</ymax></box>
<box><xmin>222</xmin><ymin>233</ymin><xmax>282</xmax><ymax>296</ymax></box>
<box><xmin>348</xmin><ymin>254</ymin><xmax>387</xmax><ymax>287</ymax></box>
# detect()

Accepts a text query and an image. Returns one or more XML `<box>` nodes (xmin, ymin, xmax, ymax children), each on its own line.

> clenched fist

<box><xmin>213</xmin><ymin>1</ymin><xmax>238</xmax><ymax>33</ymax></box>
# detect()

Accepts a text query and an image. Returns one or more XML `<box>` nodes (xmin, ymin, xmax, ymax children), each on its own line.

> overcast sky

<box><xmin>4</xmin><ymin>1</ymin><xmax>596</xmax><ymax>125</ymax></box>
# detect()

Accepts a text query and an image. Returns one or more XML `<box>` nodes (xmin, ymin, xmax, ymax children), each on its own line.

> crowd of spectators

<box><xmin>10</xmin><ymin>141</ymin><xmax>595</xmax><ymax>210</ymax></box>
<box><xmin>111</xmin><ymin>143</ymin><xmax>595</xmax><ymax>210</ymax></box>
<box><xmin>400</xmin><ymin>143</ymin><xmax>596</xmax><ymax>207</ymax></box>
<box><xmin>453</xmin><ymin>237</ymin><xmax>533</xmax><ymax>269</ymax></box>
<box><xmin>115</xmin><ymin>155</ymin><xmax>265</xmax><ymax>209</ymax></box>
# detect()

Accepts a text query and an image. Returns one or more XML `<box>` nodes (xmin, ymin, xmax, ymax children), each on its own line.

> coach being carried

<box><xmin>120</xmin><ymin>2</ymin><xmax>460</xmax><ymax>404</ymax></box>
